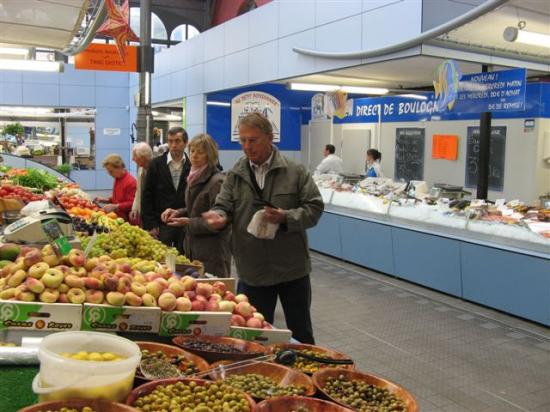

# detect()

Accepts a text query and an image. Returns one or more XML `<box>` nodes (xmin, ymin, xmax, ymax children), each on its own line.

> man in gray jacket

<box><xmin>203</xmin><ymin>113</ymin><xmax>324</xmax><ymax>344</ymax></box>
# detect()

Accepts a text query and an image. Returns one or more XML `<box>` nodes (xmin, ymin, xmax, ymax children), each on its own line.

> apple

<box><xmin>223</xmin><ymin>291</ymin><xmax>236</xmax><ymax>302</ymax></box>
<box><xmin>131</xmin><ymin>282</ymin><xmax>147</xmax><ymax>296</ymax></box>
<box><xmin>23</xmin><ymin>249</ymin><xmax>42</xmax><ymax>269</ymax></box>
<box><xmin>206</xmin><ymin>301</ymin><xmax>220</xmax><ymax>312</ymax></box>
<box><xmin>246</xmin><ymin>317</ymin><xmax>263</xmax><ymax>328</ymax></box>
<box><xmin>58</xmin><ymin>293</ymin><xmax>69</xmax><ymax>303</ymax></box>
<box><xmin>17</xmin><ymin>290</ymin><xmax>36</xmax><ymax>302</ymax></box>
<box><xmin>25</xmin><ymin>277</ymin><xmax>45</xmax><ymax>294</ymax></box>
<box><xmin>40</xmin><ymin>288</ymin><xmax>60</xmax><ymax>303</ymax></box>
<box><xmin>117</xmin><ymin>277</ymin><xmax>132</xmax><ymax>294</ymax></box>
<box><xmin>104</xmin><ymin>261</ymin><xmax>118</xmax><ymax>274</ymax></box>
<box><xmin>69</xmin><ymin>267</ymin><xmax>87</xmax><ymax>277</ymax></box>
<box><xmin>236</xmin><ymin>301</ymin><xmax>253</xmax><ymax>318</ymax></box>
<box><xmin>103</xmin><ymin>274</ymin><xmax>118</xmax><ymax>291</ymax></box>
<box><xmin>183</xmin><ymin>291</ymin><xmax>196</xmax><ymax>301</ymax></box>
<box><xmin>195</xmin><ymin>295</ymin><xmax>208</xmax><ymax>304</ymax></box>
<box><xmin>262</xmin><ymin>321</ymin><xmax>273</xmax><ymax>330</ymax></box>
<box><xmin>209</xmin><ymin>293</ymin><xmax>222</xmax><ymax>303</ymax></box>
<box><xmin>67</xmin><ymin>250</ymin><xmax>86</xmax><ymax>267</ymax></box>
<box><xmin>106</xmin><ymin>291</ymin><xmax>126</xmax><ymax>306</ymax></box>
<box><xmin>64</xmin><ymin>274</ymin><xmax>85</xmax><ymax>289</ymax></box>
<box><xmin>133</xmin><ymin>274</ymin><xmax>146</xmax><ymax>284</ymax></box>
<box><xmin>55</xmin><ymin>265</ymin><xmax>71</xmax><ymax>275</ymax></box>
<box><xmin>145</xmin><ymin>271</ymin><xmax>161</xmax><ymax>282</ymax></box>
<box><xmin>41</xmin><ymin>244</ymin><xmax>55</xmax><ymax>256</ymax></box>
<box><xmin>85</xmin><ymin>289</ymin><xmax>104</xmax><ymax>304</ymax></box>
<box><xmin>168</xmin><ymin>281</ymin><xmax>185</xmax><ymax>297</ymax></box>
<box><xmin>142</xmin><ymin>293</ymin><xmax>157</xmax><ymax>307</ymax></box>
<box><xmin>175</xmin><ymin>297</ymin><xmax>192</xmax><ymax>312</ymax></box>
<box><xmin>231</xmin><ymin>314</ymin><xmax>246</xmax><ymax>327</ymax></box>
<box><xmin>8</xmin><ymin>270</ymin><xmax>28</xmax><ymax>287</ymax></box>
<box><xmin>167</xmin><ymin>276</ymin><xmax>178</xmax><ymax>284</ymax></box>
<box><xmin>181</xmin><ymin>276</ymin><xmax>196</xmax><ymax>291</ymax></box>
<box><xmin>146</xmin><ymin>281</ymin><xmax>164</xmax><ymax>299</ymax></box>
<box><xmin>58</xmin><ymin>283</ymin><xmax>69</xmax><ymax>294</ymax></box>
<box><xmin>212</xmin><ymin>281</ymin><xmax>227</xmax><ymax>295</ymax></box>
<box><xmin>191</xmin><ymin>299</ymin><xmax>205</xmax><ymax>311</ymax></box>
<box><xmin>84</xmin><ymin>257</ymin><xmax>99</xmax><ymax>272</ymax></box>
<box><xmin>125</xmin><ymin>292</ymin><xmax>143</xmax><ymax>306</ymax></box>
<box><xmin>219</xmin><ymin>300</ymin><xmax>236</xmax><ymax>313</ymax></box>
<box><xmin>158</xmin><ymin>293</ymin><xmax>177</xmax><ymax>311</ymax></box>
<box><xmin>253</xmin><ymin>312</ymin><xmax>265</xmax><ymax>322</ymax></box>
<box><xmin>161</xmin><ymin>288</ymin><xmax>176</xmax><ymax>297</ymax></box>
<box><xmin>118</xmin><ymin>263</ymin><xmax>132</xmax><ymax>273</ymax></box>
<box><xmin>42</xmin><ymin>253</ymin><xmax>61</xmax><ymax>267</ymax></box>
<box><xmin>27</xmin><ymin>263</ymin><xmax>49</xmax><ymax>281</ymax></box>
<box><xmin>154</xmin><ymin>278</ymin><xmax>169</xmax><ymax>289</ymax></box>
<box><xmin>196</xmin><ymin>283</ymin><xmax>213</xmax><ymax>298</ymax></box>
<box><xmin>67</xmin><ymin>288</ymin><xmax>86</xmax><ymax>304</ymax></box>
<box><xmin>235</xmin><ymin>294</ymin><xmax>249</xmax><ymax>303</ymax></box>
<box><xmin>84</xmin><ymin>277</ymin><xmax>103</xmax><ymax>290</ymax></box>
<box><xmin>90</xmin><ymin>265</ymin><xmax>108</xmax><ymax>279</ymax></box>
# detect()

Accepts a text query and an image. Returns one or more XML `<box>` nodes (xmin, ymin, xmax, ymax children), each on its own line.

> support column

<box><xmin>476</xmin><ymin>64</ymin><xmax>492</xmax><ymax>200</ymax></box>
<box><xmin>136</xmin><ymin>0</ymin><xmax>153</xmax><ymax>144</ymax></box>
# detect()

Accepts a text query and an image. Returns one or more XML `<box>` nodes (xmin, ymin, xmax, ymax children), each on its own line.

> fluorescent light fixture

<box><xmin>0</xmin><ymin>59</ymin><xmax>61</xmax><ymax>72</ymax></box>
<box><xmin>503</xmin><ymin>27</ymin><xmax>550</xmax><ymax>47</ymax></box>
<box><xmin>0</xmin><ymin>47</ymin><xmax>29</xmax><ymax>56</ymax></box>
<box><xmin>399</xmin><ymin>94</ymin><xmax>428</xmax><ymax>100</ymax></box>
<box><xmin>206</xmin><ymin>101</ymin><xmax>231</xmax><ymax>107</ymax></box>
<box><xmin>290</xmin><ymin>83</ymin><xmax>388</xmax><ymax>95</ymax></box>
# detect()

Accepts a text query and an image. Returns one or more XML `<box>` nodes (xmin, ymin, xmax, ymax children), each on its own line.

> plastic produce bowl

<box><xmin>18</xmin><ymin>398</ymin><xmax>138</xmax><ymax>412</ymax></box>
<box><xmin>135</xmin><ymin>341</ymin><xmax>210</xmax><ymax>382</ymax></box>
<box><xmin>209</xmin><ymin>361</ymin><xmax>316</xmax><ymax>400</ymax></box>
<box><xmin>312</xmin><ymin>368</ymin><xmax>418</xmax><ymax>412</ymax></box>
<box><xmin>257</xmin><ymin>396</ymin><xmax>355</xmax><ymax>412</ymax></box>
<box><xmin>32</xmin><ymin>331</ymin><xmax>141</xmax><ymax>402</ymax></box>
<box><xmin>172</xmin><ymin>335</ymin><xmax>266</xmax><ymax>363</ymax></box>
<box><xmin>126</xmin><ymin>377</ymin><xmax>257</xmax><ymax>410</ymax></box>
<box><xmin>267</xmin><ymin>343</ymin><xmax>355</xmax><ymax>374</ymax></box>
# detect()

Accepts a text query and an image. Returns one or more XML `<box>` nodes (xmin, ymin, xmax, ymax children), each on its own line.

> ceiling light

<box><xmin>0</xmin><ymin>47</ymin><xmax>29</xmax><ymax>56</ymax></box>
<box><xmin>206</xmin><ymin>101</ymin><xmax>231</xmax><ymax>107</ymax></box>
<box><xmin>503</xmin><ymin>27</ymin><xmax>550</xmax><ymax>47</ymax></box>
<box><xmin>0</xmin><ymin>59</ymin><xmax>61</xmax><ymax>72</ymax></box>
<box><xmin>290</xmin><ymin>83</ymin><xmax>388</xmax><ymax>95</ymax></box>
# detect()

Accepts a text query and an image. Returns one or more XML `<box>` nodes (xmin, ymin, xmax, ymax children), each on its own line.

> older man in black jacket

<box><xmin>141</xmin><ymin>127</ymin><xmax>191</xmax><ymax>253</ymax></box>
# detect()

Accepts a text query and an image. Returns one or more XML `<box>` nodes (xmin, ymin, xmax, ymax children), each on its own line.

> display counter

<box><xmin>309</xmin><ymin>183</ymin><xmax>550</xmax><ymax>326</ymax></box>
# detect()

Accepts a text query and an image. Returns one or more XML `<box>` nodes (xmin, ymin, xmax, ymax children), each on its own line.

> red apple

<box><xmin>196</xmin><ymin>282</ymin><xmax>213</xmax><ymax>298</ymax></box>
<box><xmin>191</xmin><ymin>299</ymin><xmax>205</xmax><ymax>311</ymax></box>
<box><xmin>236</xmin><ymin>301</ymin><xmax>253</xmax><ymax>318</ymax></box>
<box><xmin>184</xmin><ymin>291</ymin><xmax>196</xmax><ymax>301</ymax></box>
<box><xmin>212</xmin><ymin>281</ymin><xmax>226</xmax><ymax>295</ymax></box>
<box><xmin>246</xmin><ymin>317</ymin><xmax>263</xmax><ymax>329</ymax></box>
<box><xmin>234</xmin><ymin>294</ymin><xmax>249</xmax><ymax>303</ymax></box>
<box><xmin>231</xmin><ymin>314</ymin><xmax>246</xmax><ymax>327</ymax></box>
<box><xmin>223</xmin><ymin>291</ymin><xmax>236</xmax><ymax>302</ymax></box>
<box><xmin>206</xmin><ymin>301</ymin><xmax>220</xmax><ymax>312</ymax></box>
<box><xmin>262</xmin><ymin>321</ymin><xmax>273</xmax><ymax>329</ymax></box>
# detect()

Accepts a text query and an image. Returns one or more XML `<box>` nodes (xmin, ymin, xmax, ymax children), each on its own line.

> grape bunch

<box><xmin>79</xmin><ymin>222</ymin><xmax>180</xmax><ymax>261</ymax></box>
<box><xmin>72</xmin><ymin>217</ymin><xmax>110</xmax><ymax>235</ymax></box>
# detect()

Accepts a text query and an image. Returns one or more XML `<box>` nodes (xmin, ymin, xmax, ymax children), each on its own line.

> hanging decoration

<box><xmin>96</xmin><ymin>0</ymin><xmax>139</xmax><ymax>62</ymax></box>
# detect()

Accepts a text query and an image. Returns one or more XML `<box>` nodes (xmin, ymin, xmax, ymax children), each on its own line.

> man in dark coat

<box><xmin>141</xmin><ymin>127</ymin><xmax>190</xmax><ymax>253</ymax></box>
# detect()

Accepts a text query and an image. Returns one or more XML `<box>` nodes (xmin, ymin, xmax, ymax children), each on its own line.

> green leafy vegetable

<box><xmin>13</xmin><ymin>168</ymin><xmax>58</xmax><ymax>191</ymax></box>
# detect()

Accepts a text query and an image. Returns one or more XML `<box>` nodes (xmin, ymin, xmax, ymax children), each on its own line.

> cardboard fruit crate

<box><xmin>159</xmin><ymin>311</ymin><xmax>231</xmax><ymax>337</ymax></box>
<box><xmin>81</xmin><ymin>303</ymin><xmax>161</xmax><ymax>333</ymax></box>
<box><xmin>0</xmin><ymin>299</ymin><xmax>82</xmax><ymax>331</ymax></box>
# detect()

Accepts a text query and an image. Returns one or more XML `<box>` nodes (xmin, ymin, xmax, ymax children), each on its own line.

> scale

<box><xmin>2</xmin><ymin>208</ymin><xmax>73</xmax><ymax>243</ymax></box>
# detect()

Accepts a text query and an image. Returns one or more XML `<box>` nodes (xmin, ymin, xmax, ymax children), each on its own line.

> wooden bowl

<box><xmin>19</xmin><ymin>398</ymin><xmax>137</xmax><ymax>412</ymax></box>
<box><xmin>312</xmin><ymin>368</ymin><xmax>418</xmax><ymax>412</ymax></box>
<box><xmin>135</xmin><ymin>341</ymin><xmax>209</xmax><ymax>382</ymax></box>
<box><xmin>209</xmin><ymin>361</ymin><xmax>316</xmax><ymax>400</ymax></box>
<box><xmin>126</xmin><ymin>377</ymin><xmax>256</xmax><ymax>410</ymax></box>
<box><xmin>257</xmin><ymin>396</ymin><xmax>355</xmax><ymax>412</ymax></box>
<box><xmin>172</xmin><ymin>335</ymin><xmax>266</xmax><ymax>363</ymax></box>
<box><xmin>267</xmin><ymin>343</ymin><xmax>355</xmax><ymax>374</ymax></box>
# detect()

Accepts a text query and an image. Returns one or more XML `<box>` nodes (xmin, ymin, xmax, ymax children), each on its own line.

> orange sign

<box><xmin>75</xmin><ymin>44</ymin><xmax>138</xmax><ymax>72</ymax></box>
<box><xmin>432</xmin><ymin>134</ymin><xmax>459</xmax><ymax>160</ymax></box>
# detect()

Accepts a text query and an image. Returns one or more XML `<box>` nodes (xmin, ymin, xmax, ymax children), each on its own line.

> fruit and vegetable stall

<box><xmin>0</xmin><ymin>167</ymin><xmax>419</xmax><ymax>411</ymax></box>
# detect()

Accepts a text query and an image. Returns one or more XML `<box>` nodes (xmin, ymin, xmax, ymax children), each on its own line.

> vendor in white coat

<box><xmin>315</xmin><ymin>144</ymin><xmax>344</xmax><ymax>175</ymax></box>
<box><xmin>365</xmin><ymin>149</ymin><xmax>383</xmax><ymax>177</ymax></box>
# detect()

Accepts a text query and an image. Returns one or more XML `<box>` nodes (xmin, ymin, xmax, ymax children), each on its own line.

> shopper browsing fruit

<box><xmin>129</xmin><ymin>142</ymin><xmax>153</xmax><ymax>225</ymax></box>
<box><xmin>203</xmin><ymin>112</ymin><xmax>324</xmax><ymax>344</ymax></box>
<box><xmin>96</xmin><ymin>154</ymin><xmax>137</xmax><ymax>221</ymax></box>
<box><xmin>160</xmin><ymin>134</ymin><xmax>231</xmax><ymax>277</ymax></box>
<box><xmin>141</xmin><ymin>127</ymin><xmax>191</xmax><ymax>253</ymax></box>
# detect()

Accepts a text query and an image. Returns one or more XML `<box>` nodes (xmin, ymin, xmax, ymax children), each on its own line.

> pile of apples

<box><xmin>0</xmin><ymin>246</ymin><xmax>271</xmax><ymax>330</ymax></box>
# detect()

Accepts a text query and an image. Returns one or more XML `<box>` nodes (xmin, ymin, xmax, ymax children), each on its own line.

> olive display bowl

<box><xmin>312</xmin><ymin>368</ymin><xmax>418</xmax><ymax>412</ymax></box>
<box><xmin>257</xmin><ymin>395</ymin><xmax>355</xmax><ymax>412</ymax></box>
<box><xmin>209</xmin><ymin>360</ymin><xmax>316</xmax><ymax>400</ymax></box>
<box><xmin>266</xmin><ymin>343</ymin><xmax>355</xmax><ymax>374</ymax></box>
<box><xmin>19</xmin><ymin>398</ymin><xmax>137</xmax><ymax>412</ymax></box>
<box><xmin>135</xmin><ymin>341</ymin><xmax>210</xmax><ymax>382</ymax></box>
<box><xmin>172</xmin><ymin>335</ymin><xmax>266</xmax><ymax>363</ymax></box>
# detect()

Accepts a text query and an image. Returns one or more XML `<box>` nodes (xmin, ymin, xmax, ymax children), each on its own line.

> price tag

<box><xmin>41</xmin><ymin>219</ymin><xmax>72</xmax><ymax>256</ymax></box>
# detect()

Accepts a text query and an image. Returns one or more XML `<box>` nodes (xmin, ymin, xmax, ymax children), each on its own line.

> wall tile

<box><xmin>70</xmin><ymin>170</ymin><xmax>96</xmax><ymax>190</ymax></box>
<box><xmin>204</xmin><ymin>25</ymin><xmax>225</xmax><ymax>61</ymax></box>
<box><xmin>314</xmin><ymin>15</ymin><xmax>362</xmax><ymax>71</ymax></box>
<box><xmin>170</xmin><ymin>71</ymin><xmax>187</xmax><ymax>100</ymax></box>
<box><xmin>0</xmin><ymin>82</ymin><xmax>23</xmax><ymax>105</ymax></box>
<box><xmin>277</xmin><ymin>29</ymin><xmax>316</xmax><ymax>79</ymax></box>
<box><xmin>316</xmin><ymin>0</ymin><xmax>363</xmax><ymax>26</ymax></box>
<box><xmin>96</xmin><ymin>108</ymin><xmax>130</xmax><ymax>130</ymax></box>
<box><xmin>59</xmin><ymin>65</ymin><xmax>95</xmax><ymax>86</ymax></box>
<box><xmin>278</xmin><ymin>0</ymin><xmax>316</xmax><ymax>37</ymax></box>
<box><xmin>223</xmin><ymin>50</ymin><xmax>249</xmax><ymax>89</ymax></box>
<box><xmin>95</xmin><ymin>168</ymin><xmax>117</xmax><ymax>190</ymax></box>
<box><xmin>0</xmin><ymin>70</ymin><xmax>22</xmax><ymax>83</ymax></box>
<box><xmin>152</xmin><ymin>75</ymin><xmax>171</xmax><ymax>103</ymax></box>
<box><xmin>22</xmin><ymin>83</ymin><xmax>59</xmax><ymax>106</ymax></box>
<box><xmin>224</xmin><ymin>13</ymin><xmax>250</xmax><ymax>55</ymax></box>
<box><xmin>59</xmin><ymin>85</ymin><xmax>95</xmax><ymax>107</ymax></box>
<box><xmin>362</xmin><ymin>0</ymin><xmax>400</xmax><ymax>12</ymax></box>
<box><xmin>186</xmin><ymin>64</ymin><xmax>205</xmax><ymax>96</ymax></box>
<box><xmin>186</xmin><ymin>35</ymin><xmax>206</xmax><ymax>67</ymax></box>
<box><xmin>186</xmin><ymin>95</ymin><xmax>205</xmax><ymax>126</ymax></box>
<box><xmin>96</xmin><ymin>86</ymin><xmax>129</xmax><ymax>108</ymax></box>
<box><xmin>96</xmin><ymin>128</ymin><xmax>132</xmax><ymax>150</ymax></box>
<box><xmin>22</xmin><ymin>71</ymin><xmax>59</xmax><ymax>84</ymax></box>
<box><xmin>248</xmin><ymin>1</ymin><xmax>279</xmax><ymax>47</ymax></box>
<box><xmin>205</xmin><ymin>58</ymin><xmax>224</xmax><ymax>92</ymax></box>
<box><xmin>249</xmin><ymin>41</ymin><xmax>279</xmax><ymax>85</ymax></box>
<box><xmin>95</xmin><ymin>70</ymin><xmax>129</xmax><ymax>87</ymax></box>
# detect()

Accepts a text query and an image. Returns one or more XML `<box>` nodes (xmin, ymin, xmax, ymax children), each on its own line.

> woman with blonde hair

<box><xmin>161</xmin><ymin>134</ymin><xmax>230</xmax><ymax>277</ymax></box>
<box><xmin>96</xmin><ymin>154</ymin><xmax>136</xmax><ymax>221</ymax></box>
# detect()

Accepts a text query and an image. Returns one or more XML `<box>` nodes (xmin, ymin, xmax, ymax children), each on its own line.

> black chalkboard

<box><xmin>465</xmin><ymin>126</ymin><xmax>506</xmax><ymax>191</ymax></box>
<box><xmin>395</xmin><ymin>128</ymin><xmax>425</xmax><ymax>181</ymax></box>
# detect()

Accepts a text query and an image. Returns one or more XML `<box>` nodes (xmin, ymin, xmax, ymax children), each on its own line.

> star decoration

<box><xmin>96</xmin><ymin>0</ymin><xmax>139</xmax><ymax>62</ymax></box>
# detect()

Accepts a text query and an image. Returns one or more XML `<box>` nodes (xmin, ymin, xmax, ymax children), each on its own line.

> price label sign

<box><xmin>41</xmin><ymin>219</ymin><xmax>72</xmax><ymax>256</ymax></box>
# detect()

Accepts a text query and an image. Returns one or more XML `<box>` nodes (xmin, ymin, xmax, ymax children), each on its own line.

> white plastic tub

<box><xmin>32</xmin><ymin>331</ymin><xmax>141</xmax><ymax>402</ymax></box>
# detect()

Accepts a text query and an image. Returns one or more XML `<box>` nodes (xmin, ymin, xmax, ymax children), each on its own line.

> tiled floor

<box><xmin>271</xmin><ymin>252</ymin><xmax>550</xmax><ymax>412</ymax></box>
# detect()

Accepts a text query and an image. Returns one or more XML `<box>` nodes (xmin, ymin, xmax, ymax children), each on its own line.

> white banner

<box><xmin>231</xmin><ymin>91</ymin><xmax>281</xmax><ymax>142</ymax></box>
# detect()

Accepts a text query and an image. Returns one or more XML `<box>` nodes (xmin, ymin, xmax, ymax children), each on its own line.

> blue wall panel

<box><xmin>95</xmin><ymin>108</ymin><xmax>130</xmax><ymax>130</ymax></box>
<box><xmin>0</xmin><ymin>70</ymin><xmax>22</xmax><ymax>83</ymax></box>
<box><xmin>392</xmin><ymin>227</ymin><xmax>462</xmax><ymax>296</ymax></box>
<box><xmin>22</xmin><ymin>83</ymin><xmax>59</xmax><ymax>106</ymax></box>
<box><xmin>95</xmin><ymin>71</ymin><xmax>128</xmax><ymax>87</ymax></box>
<box><xmin>95</xmin><ymin>169</ymin><xmax>115</xmax><ymax>191</ymax></box>
<box><xmin>59</xmin><ymin>85</ymin><xmax>96</xmax><ymax>107</ymax></box>
<box><xmin>0</xmin><ymin>82</ymin><xmax>23</xmax><ymax>105</ymax></box>
<box><xmin>96</xmin><ymin>129</ymin><xmax>132</xmax><ymax>150</ymax></box>
<box><xmin>22</xmin><ymin>71</ymin><xmax>59</xmax><ymax>84</ymax></box>
<box><xmin>70</xmin><ymin>171</ymin><xmax>97</xmax><ymax>191</ymax></box>
<box><xmin>307</xmin><ymin>212</ymin><xmax>343</xmax><ymax>259</ymax></box>
<box><xmin>96</xmin><ymin>86</ymin><xmax>129</xmax><ymax>108</ymax></box>
<box><xmin>340</xmin><ymin>216</ymin><xmax>394</xmax><ymax>274</ymax></box>
<box><xmin>60</xmin><ymin>65</ymin><xmax>95</xmax><ymax>86</ymax></box>
<box><xmin>461</xmin><ymin>243</ymin><xmax>550</xmax><ymax>325</ymax></box>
